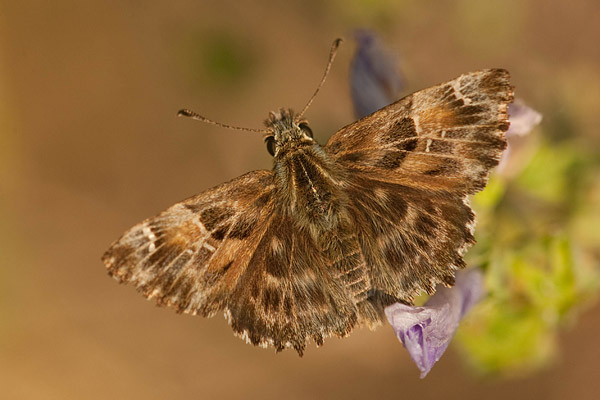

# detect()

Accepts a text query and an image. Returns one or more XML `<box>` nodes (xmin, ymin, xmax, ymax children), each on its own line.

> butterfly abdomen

<box><xmin>273</xmin><ymin>142</ymin><xmax>374</xmax><ymax>307</ymax></box>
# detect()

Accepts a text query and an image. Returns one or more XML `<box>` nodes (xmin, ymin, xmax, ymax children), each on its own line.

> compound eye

<box><xmin>265</xmin><ymin>136</ymin><xmax>276</xmax><ymax>156</ymax></box>
<box><xmin>299</xmin><ymin>122</ymin><xmax>313</xmax><ymax>138</ymax></box>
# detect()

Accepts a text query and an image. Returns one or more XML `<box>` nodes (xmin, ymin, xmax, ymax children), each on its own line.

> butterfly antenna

<box><xmin>177</xmin><ymin>109</ymin><xmax>270</xmax><ymax>133</ymax></box>
<box><xmin>297</xmin><ymin>38</ymin><xmax>343</xmax><ymax>119</ymax></box>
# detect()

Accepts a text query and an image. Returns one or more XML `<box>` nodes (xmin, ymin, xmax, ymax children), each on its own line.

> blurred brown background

<box><xmin>1</xmin><ymin>1</ymin><xmax>599</xmax><ymax>399</ymax></box>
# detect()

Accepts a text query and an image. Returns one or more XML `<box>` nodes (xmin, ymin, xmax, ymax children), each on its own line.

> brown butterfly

<box><xmin>102</xmin><ymin>39</ymin><xmax>513</xmax><ymax>355</ymax></box>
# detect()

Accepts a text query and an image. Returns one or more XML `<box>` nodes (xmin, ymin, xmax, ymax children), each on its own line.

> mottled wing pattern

<box><xmin>225</xmin><ymin>211</ymin><xmax>358</xmax><ymax>355</ymax></box>
<box><xmin>326</xmin><ymin>69</ymin><xmax>513</xmax><ymax>303</ymax></box>
<box><xmin>104</xmin><ymin>69</ymin><xmax>513</xmax><ymax>353</ymax></box>
<box><xmin>102</xmin><ymin>170</ymin><xmax>358</xmax><ymax>355</ymax></box>
<box><xmin>346</xmin><ymin>176</ymin><xmax>475</xmax><ymax>305</ymax></box>
<box><xmin>327</xmin><ymin>69</ymin><xmax>512</xmax><ymax>192</ymax></box>
<box><xmin>103</xmin><ymin>170</ymin><xmax>277</xmax><ymax>317</ymax></box>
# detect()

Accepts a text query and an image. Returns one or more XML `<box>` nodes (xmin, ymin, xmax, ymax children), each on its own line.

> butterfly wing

<box><xmin>327</xmin><ymin>69</ymin><xmax>512</xmax><ymax>192</ymax></box>
<box><xmin>225</xmin><ymin>211</ymin><xmax>358</xmax><ymax>354</ymax></box>
<box><xmin>325</xmin><ymin>69</ymin><xmax>513</xmax><ymax>303</ymax></box>
<box><xmin>103</xmin><ymin>170</ymin><xmax>277</xmax><ymax>316</ymax></box>
<box><xmin>103</xmin><ymin>170</ymin><xmax>357</xmax><ymax>354</ymax></box>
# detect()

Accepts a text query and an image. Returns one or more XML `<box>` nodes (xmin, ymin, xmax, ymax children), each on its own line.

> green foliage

<box><xmin>456</xmin><ymin>138</ymin><xmax>600</xmax><ymax>376</ymax></box>
<box><xmin>182</xmin><ymin>30</ymin><xmax>258</xmax><ymax>88</ymax></box>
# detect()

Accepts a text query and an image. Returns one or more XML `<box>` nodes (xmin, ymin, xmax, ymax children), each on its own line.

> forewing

<box><xmin>325</xmin><ymin>69</ymin><xmax>513</xmax><ymax>303</ymax></box>
<box><xmin>102</xmin><ymin>170</ymin><xmax>277</xmax><ymax>317</ymax></box>
<box><xmin>326</xmin><ymin>69</ymin><xmax>513</xmax><ymax>194</ymax></box>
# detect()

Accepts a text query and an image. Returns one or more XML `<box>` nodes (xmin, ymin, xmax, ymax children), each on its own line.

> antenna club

<box><xmin>175</xmin><ymin>107</ymin><xmax>269</xmax><ymax>133</ymax></box>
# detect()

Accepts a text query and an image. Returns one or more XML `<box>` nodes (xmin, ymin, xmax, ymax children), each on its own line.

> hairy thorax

<box><xmin>264</xmin><ymin>108</ymin><xmax>371</xmax><ymax>308</ymax></box>
<box><xmin>273</xmin><ymin>141</ymin><xmax>349</xmax><ymax>233</ymax></box>
<box><xmin>263</xmin><ymin>108</ymin><xmax>349</xmax><ymax>235</ymax></box>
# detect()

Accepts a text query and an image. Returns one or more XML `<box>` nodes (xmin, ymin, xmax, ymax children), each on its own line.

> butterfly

<box><xmin>102</xmin><ymin>39</ymin><xmax>513</xmax><ymax>356</ymax></box>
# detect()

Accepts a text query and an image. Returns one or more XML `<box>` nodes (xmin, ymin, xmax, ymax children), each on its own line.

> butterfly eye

<box><xmin>299</xmin><ymin>122</ymin><xmax>313</xmax><ymax>138</ymax></box>
<box><xmin>265</xmin><ymin>136</ymin><xmax>276</xmax><ymax>156</ymax></box>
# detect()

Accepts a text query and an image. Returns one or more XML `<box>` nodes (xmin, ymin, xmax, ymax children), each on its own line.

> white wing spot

<box><xmin>374</xmin><ymin>187</ymin><xmax>389</xmax><ymax>201</ymax></box>
<box><xmin>224</xmin><ymin>309</ymin><xmax>233</xmax><ymax>324</ymax></box>
<box><xmin>425</xmin><ymin>139</ymin><xmax>433</xmax><ymax>153</ymax></box>
<box><xmin>142</xmin><ymin>225</ymin><xmax>157</xmax><ymax>252</ymax></box>
<box><xmin>452</xmin><ymin>81</ymin><xmax>472</xmax><ymax>105</ymax></box>
<box><xmin>271</xmin><ymin>236</ymin><xmax>282</xmax><ymax>253</ymax></box>
<box><xmin>240</xmin><ymin>330</ymin><xmax>251</xmax><ymax>344</ymax></box>
<box><xmin>413</xmin><ymin>115</ymin><xmax>423</xmax><ymax>134</ymax></box>
<box><xmin>142</xmin><ymin>226</ymin><xmax>155</xmax><ymax>239</ymax></box>
<box><xmin>105</xmin><ymin>256</ymin><xmax>116</xmax><ymax>268</ymax></box>
<box><xmin>441</xmin><ymin>130</ymin><xmax>446</xmax><ymax>138</ymax></box>
<box><xmin>203</xmin><ymin>243</ymin><xmax>216</xmax><ymax>252</ymax></box>
<box><xmin>194</xmin><ymin>219</ymin><xmax>208</xmax><ymax>235</ymax></box>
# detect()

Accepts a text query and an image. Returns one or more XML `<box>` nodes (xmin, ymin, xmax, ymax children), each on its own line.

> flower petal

<box><xmin>506</xmin><ymin>100</ymin><xmax>543</xmax><ymax>137</ymax></box>
<box><xmin>350</xmin><ymin>29</ymin><xmax>404</xmax><ymax>119</ymax></box>
<box><xmin>384</xmin><ymin>269</ymin><xmax>485</xmax><ymax>378</ymax></box>
<box><xmin>497</xmin><ymin>100</ymin><xmax>543</xmax><ymax>174</ymax></box>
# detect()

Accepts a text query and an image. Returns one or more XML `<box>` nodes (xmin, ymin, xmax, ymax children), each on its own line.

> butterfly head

<box><xmin>263</xmin><ymin>108</ymin><xmax>314</xmax><ymax>157</ymax></box>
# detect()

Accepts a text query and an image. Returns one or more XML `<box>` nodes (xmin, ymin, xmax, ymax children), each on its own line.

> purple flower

<box><xmin>497</xmin><ymin>100</ymin><xmax>543</xmax><ymax>174</ymax></box>
<box><xmin>384</xmin><ymin>269</ymin><xmax>485</xmax><ymax>378</ymax></box>
<box><xmin>348</xmin><ymin>31</ymin><xmax>533</xmax><ymax>378</ymax></box>
<box><xmin>350</xmin><ymin>29</ymin><xmax>404</xmax><ymax>119</ymax></box>
<box><xmin>349</xmin><ymin>31</ymin><xmax>487</xmax><ymax>377</ymax></box>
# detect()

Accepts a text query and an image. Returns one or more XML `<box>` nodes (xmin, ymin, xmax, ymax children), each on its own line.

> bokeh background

<box><xmin>2</xmin><ymin>1</ymin><xmax>599</xmax><ymax>399</ymax></box>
